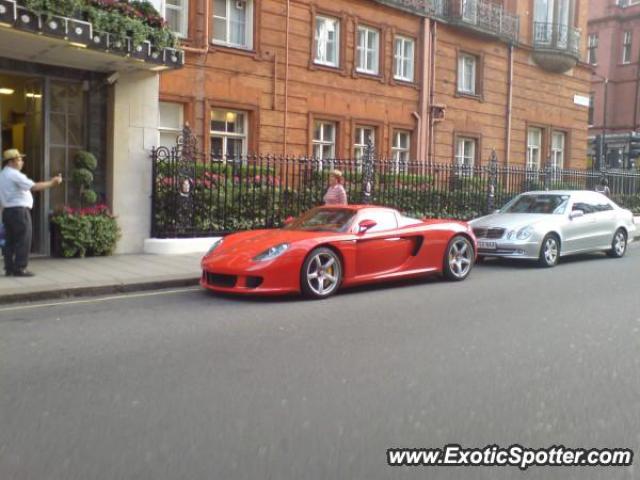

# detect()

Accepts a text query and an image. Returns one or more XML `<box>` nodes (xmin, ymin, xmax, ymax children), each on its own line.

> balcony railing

<box><xmin>446</xmin><ymin>0</ymin><xmax>519</xmax><ymax>43</ymax></box>
<box><xmin>373</xmin><ymin>0</ymin><xmax>519</xmax><ymax>44</ymax></box>
<box><xmin>533</xmin><ymin>22</ymin><xmax>581</xmax><ymax>59</ymax></box>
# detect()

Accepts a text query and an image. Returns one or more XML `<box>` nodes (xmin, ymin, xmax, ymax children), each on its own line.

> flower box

<box><xmin>149</xmin><ymin>47</ymin><xmax>165</xmax><ymax>64</ymax></box>
<box><xmin>41</xmin><ymin>14</ymin><xmax>67</xmax><ymax>38</ymax></box>
<box><xmin>109</xmin><ymin>34</ymin><xmax>131</xmax><ymax>55</ymax></box>
<box><xmin>163</xmin><ymin>48</ymin><xmax>183</xmax><ymax>67</ymax></box>
<box><xmin>131</xmin><ymin>40</ymin><xmax>151</xmax><ymax>60</ymax></box>
<box><xmin>0</xmin><ymin>0</ymin><xmax>16</xmax><ymax>25</ymax></box>
<box><xmin>15</xmin><ymin>6</ymin><xmax>39</xmax><ymax>32</ymax></box>
<box><xmin>90</xmin><ymin>30</ymin><xmax>109</xmax><ymax>50</ymax></box>
<box><xmin>67</xmin><ymin>17</ymin><xmax>92</xmax><ymax>45</ymax></box>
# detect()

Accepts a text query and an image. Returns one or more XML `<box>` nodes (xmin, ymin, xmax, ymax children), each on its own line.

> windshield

<box><xmin>500</xmin><ymin>194</ymin><xmax>569</xmax><ymax>214</ymax></box>
<box><xmin>284</xmin><ymin>208</ymin><xmax>356</xmax><ymax>232</ymax></box>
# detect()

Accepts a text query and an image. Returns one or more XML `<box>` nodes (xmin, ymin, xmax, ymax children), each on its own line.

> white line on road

<box><xmin>0</xmin><ymin>287</ymin><xmax>202</xmax><ymax>313</ymax></box>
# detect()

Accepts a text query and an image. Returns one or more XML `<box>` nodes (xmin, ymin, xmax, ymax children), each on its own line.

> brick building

<box><xmin>159</xmin><ymin>0</ymin><xmax>591</xmax><ymax>171</ymax></box>
<box><xmin>588</xmin><ymin>0</ymin><xmax>640</xmax><ymax>169</ymax></box>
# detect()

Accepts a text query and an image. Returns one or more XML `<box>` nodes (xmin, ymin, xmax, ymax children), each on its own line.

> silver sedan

<box><xmin>469</xmin><ymin>191</ymin><xmax>637</xmax><ymax>267</ymax></box>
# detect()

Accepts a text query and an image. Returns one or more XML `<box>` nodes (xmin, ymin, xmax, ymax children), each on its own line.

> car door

<box><xmin>354</xmin><ymin>209</ymin><xmax>414</xmax><ymax>277</ymax></box>
<box><xmin>562</xmin><ymin>198</ymin><xmax>596</xmax><ymax>253</ymax></box>
<box><xmin>588</xmin><ymin>194</ymin><xmax>617</xmax><ymax>248</ymax></box>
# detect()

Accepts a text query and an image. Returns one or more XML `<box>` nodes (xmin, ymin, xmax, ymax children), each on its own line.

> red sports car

<box><xmin>201</xmin><ymin>205</ymin><xmax>477</xmax><ymax>299</ymax></box>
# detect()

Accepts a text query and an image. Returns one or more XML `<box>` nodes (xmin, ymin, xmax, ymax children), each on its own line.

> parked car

<box><xmin>469</xmin><ymin>190</ymin><xmax>636</xmax><ymax>267</ymax></box>
<box><xmin>201</xmin><ymin>205</ymin><xmax>477</xmax><ymax>299</ymax></box>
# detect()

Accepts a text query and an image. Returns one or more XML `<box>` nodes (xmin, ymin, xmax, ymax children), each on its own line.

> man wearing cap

<box><xmin>0</xmin><ymin>149</ymin><xmax>62</xmax><ymax>277</ymax></box>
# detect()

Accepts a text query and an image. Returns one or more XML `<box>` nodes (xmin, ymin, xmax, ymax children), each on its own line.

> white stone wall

<box><xmin>109</xmin><ymin>71</ymin><xmax>159</xmax><ymax>254</ymax></box>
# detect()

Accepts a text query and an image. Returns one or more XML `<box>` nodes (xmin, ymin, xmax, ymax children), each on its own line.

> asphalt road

<box><xmin>1</xmin><ymin>247</ymin><xmax>639</xmax><ymax>480</ymax></box>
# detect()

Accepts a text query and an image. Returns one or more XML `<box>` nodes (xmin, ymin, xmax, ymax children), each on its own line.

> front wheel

<box><xmin>607</xmin><ymin>228</ymin><xmax>627</xmax><ymax>258</ymax></box>
<box><xmin>443</xmin><ymin>235</ymin><xmax>474</xmax><ymax>281</ymax></box>
<box><xmin>300</xmin><ymin>247</ymin><xmax>342</xmax><ymax>299</ymax></box>
<box><xmin>538</xmin><ymin>234</ymin><xmax>560</xmax><ymax>268</ymax></box>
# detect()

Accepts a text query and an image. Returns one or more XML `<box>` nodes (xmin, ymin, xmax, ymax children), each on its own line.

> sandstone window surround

<box><xmin>527</xmin><ymin>127</ymin><xmax>543</xmax><ymax>170</ymax></box>
<box><xmin>158</xmin><ymin>101</ymin><xmax>184</xmax><ymax>147</ymax></box>
<box><xmin>356</xmin><ymin>25</ymin><xmax>380</xmax><ymax>75</ymax></box>
<box><xmin>313</xmin><ymin>120</ymin><xmax>337</xmax><ymax>160</ymax></box>
<box><xmin>212</xmin><ymin>0</ymin><xmax>254</xmax><ymax>49</ymax></box>
<box><xmin>394</xmin><ymin>35</ymin><xmax>415</xmax><ymax>83</ymax></box>
<box><xmin>315</xmin><ymin>15</ymin><xmax>341</xmax><ymax>68</ymax></box>
<box><xmin>551</xmin><ymin>131</ymin><xmax>566</xmax><ymax>170</ymax></box>
<box><xmin>210</xmin><ymin>109</ymin><xmax>248</xmax><ymax>160</ymax></box>
<box><xmin>457</xmin><ymin>52</ymin><xmax>480</xmax><ymax>97</ymax></box>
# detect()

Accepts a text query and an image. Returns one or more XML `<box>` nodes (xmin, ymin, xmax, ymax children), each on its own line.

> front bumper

<box><xmin>476</xmin><ymin>239</ymin><xmax>541</xmax><ymax>259</ymax></box>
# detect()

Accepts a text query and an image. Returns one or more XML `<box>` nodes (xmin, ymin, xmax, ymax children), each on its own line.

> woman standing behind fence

<box><xmin>324</xmin><ymin>170</ymin><xmax>348</xmax><ymax>205</ymax></box>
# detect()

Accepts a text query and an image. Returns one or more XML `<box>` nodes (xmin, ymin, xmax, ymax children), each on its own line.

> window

<box><xmin>457</xmin><ymin>53</ymin><xmax>477</xmax><ymax>95</ymax></box>
<box><xmin>356</xmin><ymin>25</ymin><xmax>380</xmax><ymax>75</ymax></box>
<box><xmin>315</xmin><ymin>16</ymin><xmax>340</xmax><ymax>67</ymax></box>
<box><xmin>551</xmin><ymin>131</ymin><xmax>565</xmax><ymax>170</ymax></box>
<box><xmin>212</xmin><ymin>0</ymin><xmax>254</xmax><ymax>49</ymax></box>
<box><xmin>588</xmin><ymin>92</ymin><xmax>595</xmax><ymax>126</ymax></box>
<box><xmin>162</xmin><ymin>0</ymin><xmax>188</xmax><ymax>37</ymax></box>
<box><xmin>392</xmin><ymin>130</ymin><xmax>411</xmax><ymax>173</ymax></box>
<box><xmin>354</xmin><ymin>126</ymin><xmax>375</xmax><ymax>161</ymax></box>
<box><xmin>622</xmin><ymin>31</ymin><xmax>632</xmax><ymax>64</ymax></box>
<box><xmin>358</xmin><ymin>209</ymin><xmax>398</xmax><ymax>233</ymax></box>
<box><xmin>210</xmin><ymin>109</ymin><xmax>247</xmax><ymax>159</ymax></box>
<box><xmin>313</xmin><ymin>121</ymin><xmax>336</xmax><ymax>160</ymax></box>
<box><xmin>587</xmin><ymin>34</ymin><xmax>598</xmax><ymax>65</ymax></box>
<box><xmin>394</xmin><ymin>36</ymin><xmax>414</xmax><ymax>82</ymax></box>
<box><xmin>159</xmin><ymin>102</ymin><xmax>183</xmax><ymax>148</ymax></box>
<box><xmin>455</xmin><ymin>137</ymin><xmax>476</xmax><ymax>174</ymax></box>
<box><xmin>527</xmin><ymin>127</ymin><xmax>542</xmax><ymax>170</ymax></box>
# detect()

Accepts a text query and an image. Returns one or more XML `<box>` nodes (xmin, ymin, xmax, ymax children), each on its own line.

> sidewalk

<box><xmin>0</xmin><ymin>253</ymin><xmax>202</xmax><ymax>305</ymax></box>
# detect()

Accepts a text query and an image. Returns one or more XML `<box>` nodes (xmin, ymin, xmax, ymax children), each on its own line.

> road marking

<box><xmin>0</xmin><ymin>287</ymin><xmax>202</xmax><ymax>313</ymax></box>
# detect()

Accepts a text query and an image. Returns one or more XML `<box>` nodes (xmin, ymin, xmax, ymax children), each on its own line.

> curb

<box><xmin>0</xmin><ymin>277</ymin><xmax>201</xmax><ymax>306</ymax></box>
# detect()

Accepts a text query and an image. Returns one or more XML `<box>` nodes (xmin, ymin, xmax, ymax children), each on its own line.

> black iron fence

<box><xmin>151</xmin><ymin>129</ymin><xmax>640</xmax><ymax>238</ymax></box>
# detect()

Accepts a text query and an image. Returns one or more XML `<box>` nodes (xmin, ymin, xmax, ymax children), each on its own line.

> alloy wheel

<box><xmin>447</xmin><ymin>237</ymin><xmax>473</xmax><ymax>279</ymax></box>
<box><xmin>305</xmin><ymin>251</ymin><xmax>340</xmax><ymax>297</ymax></box>
<box><xmin>614</xmin><ymin>231</ymin><xmax>626</xmax><ymax>256</ymax></box>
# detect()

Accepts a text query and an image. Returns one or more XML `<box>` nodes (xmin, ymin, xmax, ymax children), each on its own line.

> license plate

<box><xmin>478</xmin><ymin>241</ymin><xmax>497</xmax><ymax>250</ymax></box>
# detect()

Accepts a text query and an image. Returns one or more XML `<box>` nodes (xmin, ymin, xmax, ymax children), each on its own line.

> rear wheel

<box><xmin>443</xmin><ymin>235</ymin><xmax>474</xmax><ymax>281</ymax></box>
<box><xmin>538</xmin><ymin>234</ymin><xmax>560</xmax><ymax>268</ymax></box>
<box><xmin>607</xmin><ymin>228</ymin><xmax>627</xmax><ymax>258</ymax></box>
<box><xmin>300</xmin><ymin>248</ymin><xmax>342</xmax><ymax>299</ymax></box>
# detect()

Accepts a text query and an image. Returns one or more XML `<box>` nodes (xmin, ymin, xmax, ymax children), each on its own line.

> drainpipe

<box><xmin>412</xmin><ymin>112</ymin><xmax>422</xmax><ymax>160</ymax></box>
<box><xmin>417</xmin><ymin>17</ymin><xmax>431</xmax><ymax>162</ymax></box>
<box><xmin>182</xmin><ymin>0</ymin><xmax>210</xmax><ymax>54</ymax></box>
<box><xmin>283</xmin><ymin>0</ymin><xmax>291</xmax><ymax>156</ymax></box>
<box><xmin>428</xmin><ymin>20</ymin><xmax>437</xmax><ymax>164</ymax></box>
<box><xmin>505</xmin><ymin>44</ymin><xmax>514</xmax><ymax>167</ymax></box>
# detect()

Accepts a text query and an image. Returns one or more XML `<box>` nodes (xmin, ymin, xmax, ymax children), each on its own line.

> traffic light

<box><xmin>629</xmin><ymin>132</ymin><xmax>640</xmax><ymax>159</ymax></box>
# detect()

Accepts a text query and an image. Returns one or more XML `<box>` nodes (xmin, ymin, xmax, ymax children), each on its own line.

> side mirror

<box><xmin>283</xmin><ymin>216</ymin><xmax>294</xmax><ymax>226</ymax></box>
<box><xmin>358</xmin><ymin>219</ymin><xmax>377</xmax><ymax>234</ymax></box>
<box><xmin>569</xmin><ymin>210</ymin><xmax>584</xmax><ymax>220</ymax></box>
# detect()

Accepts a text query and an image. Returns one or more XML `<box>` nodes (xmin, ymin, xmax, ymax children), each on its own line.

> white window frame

<box><xmin>354</xmin><ymin>126</ymin><xmax>375</xmax><ymax>161</ymax></box>
<box><xmin>394</xmin><ymin>36</ymin><xmax>414</xmax><ymax>82</ymax></box>
<box><xmin>455</xmin><ymin>137</ymin><xmax>476</xmax><ymax>175</ymax></box>
<box><xmin>622</xmin><ymin>31</ymin><xmax>632</xmax><ymax>64</ymax></box>
<box><xmin>313</xmin><ymin>121</ymin><xmax>336</xmax><ymax>161</ymax></box>
<box><xmin>158</xmin><ymin>101</ymin><xmax>184</xmax><ymax>148</ymax></box>
<box><xmin>392</xmin><ymin>130</ymin><xmax>411</xmax><ymax>173</ymax></box>
<box><xmin>527</xmin><ymin>127</ymin><xmax>543</xmax><ymax>170</ymax></box>
<box><xmin>315</xmin><ymin>15</ymin><xmax>340</xmax><ymax>67</ymax></box>
<box><xmin>160</xmin><ymin>0</ymin><xmax>189</xmax><ymax>38</ymax></box>
<box><xmin>356</xmin><ymin>25</ymin><xmax>380</xmax><ymax>75</ymax></box>
<box><xmin>587</xmin><ymin>34</ymin><xmax>598</xmax><ymax>65</ymax></box>
<box><xmin>210</xmin><ymin>109</ymin><xmax>248</xmax><ymax>161</ymax></box>
<box><xmin>212</xmin><ymin>0</ymin><xmax>254</xmax><ymax>49</ymax></box>
<box><xmin>551</xmin><ymin>131</ymin><xmax>565</xmax><ymax>170</ymax></box>
<box><xmin>458</xmin><ymin>53</ymin><xmax>477</xmax><ymax>95</ymax></box>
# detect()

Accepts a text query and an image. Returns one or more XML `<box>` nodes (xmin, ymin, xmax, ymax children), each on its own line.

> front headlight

<box><xmin>516</xmin><ymin>226</ymin><xmax>534</xmax><ymax>240</ymax></box>
<box><xmin>254</xmin><ymin>243</ymin><xmax>290</xmax><ymax>261</ymax></box>
<box><xmin>206</xmin><ymin>238</ymin><xmax>223</xmax><ymax>256</ymax></box>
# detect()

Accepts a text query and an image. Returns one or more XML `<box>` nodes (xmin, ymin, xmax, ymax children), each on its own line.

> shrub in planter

<box><xmin>71</xmin><ymin>150</ymin><xmax>99</xmax><ymax>207</ymax></box>
<box><xmin>51</xmin><ymin>204</ymin><xmax>120</xmax><ymax>257</ymax></box>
